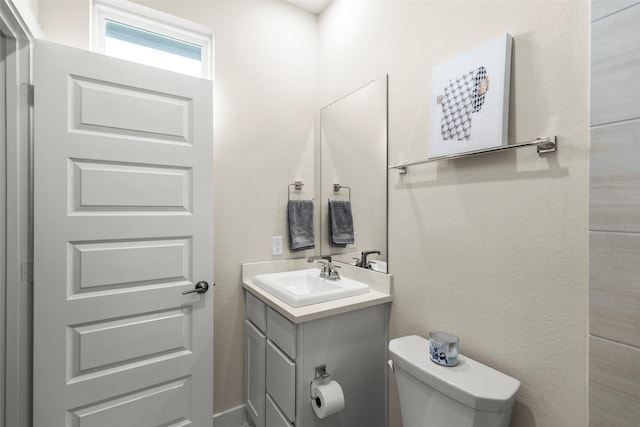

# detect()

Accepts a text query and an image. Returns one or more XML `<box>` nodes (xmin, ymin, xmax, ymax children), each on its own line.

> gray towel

<box><xmin>288</xmin><ymin>200</ymin><xmax>315</xmax><ymax>251</ymax></box>
<box><xmin>328</xmin><ymin>199</ymin><xmax>354</xmax><ymax>247</ymax></box>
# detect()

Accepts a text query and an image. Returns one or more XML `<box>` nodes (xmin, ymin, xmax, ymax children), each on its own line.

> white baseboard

<box><xmin>213</xmin><ymin>404</ymin><xmax>246</xmax><ymax>427</ymax></box>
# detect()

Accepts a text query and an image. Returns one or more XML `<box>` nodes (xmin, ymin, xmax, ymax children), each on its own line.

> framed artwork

<box><xmin>428</xmin><ymin>33</ymin><xmax>513</xmax><ymax>158</ymax></box>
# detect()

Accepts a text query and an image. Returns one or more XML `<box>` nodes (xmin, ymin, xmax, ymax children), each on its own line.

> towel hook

<box><xmin>333</xmin><ymin>183</ymin><xmax>351</xmax><ymax>201</ymax></box>
<box><xmin>288</xmin><ymin>181</ymin><xmax>304</xmax><ymax>201</ymax></box>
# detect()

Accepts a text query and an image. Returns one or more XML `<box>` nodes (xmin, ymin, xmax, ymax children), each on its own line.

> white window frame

<box><xmin>91</xmin><ymin>0</ymin><xmax>213</xmax><ymax>79</ymax></box>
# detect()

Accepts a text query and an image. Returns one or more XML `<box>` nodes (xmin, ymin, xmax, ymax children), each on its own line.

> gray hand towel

<box><xmin>288</xmin><ymin>200</ymin><xmax>315</xmax><ymax>251</ymax></box>
<box><xmin>328</xmin><ymin>199</ymin><xmax>354</xmax><ymax>247</ymax></box>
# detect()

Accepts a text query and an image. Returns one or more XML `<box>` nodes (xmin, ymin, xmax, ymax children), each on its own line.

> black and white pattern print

<box><xmin>437</xmin><ymin>66</ymin><xmax>489</xmax><ymax>141</ymax></box>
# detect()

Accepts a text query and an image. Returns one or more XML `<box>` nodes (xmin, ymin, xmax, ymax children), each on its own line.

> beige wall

<box><xmin>319</xmin><ymin>1</ymin><xmax>589</xmax><ymax>426</ymax></box>
<box><xmin>34</xmin><ymin>0</ymin><xmax>590</xmax><ymax>425</ymax></box>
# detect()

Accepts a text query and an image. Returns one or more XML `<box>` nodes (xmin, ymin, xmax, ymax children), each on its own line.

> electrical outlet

<box><xmin>272</xmin><ymin>236</ymin><xmax>283</xmax><ymax>255</ymax></box>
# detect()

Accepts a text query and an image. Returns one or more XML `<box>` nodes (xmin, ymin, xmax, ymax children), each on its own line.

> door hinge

<box><xmin>21</xmin><ymin>261</ymin><xmax>33</xmax><ymax>283</ymax></box>
<box><xmin>21</xmin><ymin>83</ymin><xmax>34</xmax><ymax>106</ymax></box>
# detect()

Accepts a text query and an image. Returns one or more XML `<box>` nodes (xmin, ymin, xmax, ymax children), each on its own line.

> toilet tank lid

<box><xmin>389</xmin><ymin>335</ymin><xmax>521</xmax><ymax>413</ymax></box>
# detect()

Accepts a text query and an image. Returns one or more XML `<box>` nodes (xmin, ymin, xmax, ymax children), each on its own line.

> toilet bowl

<box><xmin>389</xmin><ymin>335</ymin><xmax>520</xmax><ymax>427</ymax></box>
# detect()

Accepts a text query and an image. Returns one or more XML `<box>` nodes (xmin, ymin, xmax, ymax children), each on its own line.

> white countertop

<box><xmin>242</xmin><ymin>259</ymin><xmax>393</xmax><ymax>323</ymax></box>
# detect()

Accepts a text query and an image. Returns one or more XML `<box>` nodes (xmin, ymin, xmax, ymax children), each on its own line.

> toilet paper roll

<box><xmin>311</xmin><ymin>380</ymin><xmax>345</xmax><ymax>419</ymax></box>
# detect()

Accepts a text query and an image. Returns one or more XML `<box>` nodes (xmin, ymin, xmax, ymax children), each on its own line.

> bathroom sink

<box><xmin>369</xmin><ymin>260</ymin><xmax>387</xmax><ymax>273</ymax></box>
<box><xmin>252</xmin><ymin>268</ymin><xmax>369</xmax><ymax>307</ymax></box>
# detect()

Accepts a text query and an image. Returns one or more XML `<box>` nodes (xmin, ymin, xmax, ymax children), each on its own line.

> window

<box><xmin>92</xmin><ymin>0</ymin><xmax>213</xmax><ymax>79</ymax></box>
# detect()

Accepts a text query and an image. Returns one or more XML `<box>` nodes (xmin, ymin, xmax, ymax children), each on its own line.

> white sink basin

<box><xmin>252</xmin><ymin>268</ymin><xmax>369</xmax><ymax>307</ymax></box>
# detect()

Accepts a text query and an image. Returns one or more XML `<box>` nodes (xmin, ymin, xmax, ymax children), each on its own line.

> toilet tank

<box><xmin>389</xmin><ymin>335</ymin><xmax>520</xmax><ymax>427</ymax></box>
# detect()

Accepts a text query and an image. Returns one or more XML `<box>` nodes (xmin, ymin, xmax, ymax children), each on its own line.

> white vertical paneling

<box><xmin>0</xmin><ymin>31</ymin><xmax>6</xmax><ymax>427</ymax></box>
<box><xmin>1</xmin><ymin>6</ymin><xmax>33</xmax><ymax>425</ymax></box>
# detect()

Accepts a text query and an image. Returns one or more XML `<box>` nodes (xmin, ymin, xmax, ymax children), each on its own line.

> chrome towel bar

<box><xmin>388</xmin><ymin>136</ymin><xmax>557</xmax><ymax>174</ymax></box>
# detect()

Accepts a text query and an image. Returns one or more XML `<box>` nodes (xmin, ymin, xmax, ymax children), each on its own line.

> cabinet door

<box><xmin>246</xmin><ymin>320</ymin><xmax>266</xmax><ymax>427</ymax></box>
<box><xmin>266</xmin><ymin>394</ymin><xmax>293</xmax><ymax>427</ymax></box>
<box><xmin>266</xmin><ymin>340</ymin><xmax>296</xmax><ymax>422</ymax></box>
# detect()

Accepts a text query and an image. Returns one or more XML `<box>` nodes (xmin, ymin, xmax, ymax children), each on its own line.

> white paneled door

<box><xmin>32</xmin><ymin>40</ymin><xmax>214</xmax><ymax>426</ymax></box>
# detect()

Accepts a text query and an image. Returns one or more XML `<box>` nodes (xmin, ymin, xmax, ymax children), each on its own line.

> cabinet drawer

<box><xmin>266</xmin><ymin>340</ymin><xmax>295</xmax><ymax>422</ymax></box>
<box><xmin>266</xmin><ymin>393</ymin><xmax>293</xmax><ymax>427</ymax></box>
<box><xmin>246</xmin><ymin>291</ymin><xmax>267</xmax><ymax>332</ymax></box>
<box><xmin>267</xmin><ymin>307</ymin><xmax>296</xmax><ymax>359</ymax></box>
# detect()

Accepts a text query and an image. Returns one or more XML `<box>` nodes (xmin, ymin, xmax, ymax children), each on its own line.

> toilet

<box><xmin>389</xmin><ymin>335</ymin><xmax>520</xmax><ymax>427</ymax></box>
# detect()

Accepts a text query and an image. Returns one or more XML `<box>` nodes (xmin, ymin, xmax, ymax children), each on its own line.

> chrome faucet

<box><xmin>358</xmin><ymin>250</ymin><xmax>381</xmax><ymax>270</ymax></box>
<box><xmin>307</xmin><ymin>255</ymin><xmax>341</xmax><ymax>280</ymax></box>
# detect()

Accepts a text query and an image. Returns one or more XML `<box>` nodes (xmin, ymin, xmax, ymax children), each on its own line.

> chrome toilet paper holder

<box><xmin>310</xmin><ymin>365</ymin><xmax>331</xmax><ymax>399</ymax></box>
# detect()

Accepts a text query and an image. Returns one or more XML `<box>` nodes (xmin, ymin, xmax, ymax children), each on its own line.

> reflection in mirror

<box><xmin>319</xmin><ymin>75</ymin><xmax>388</xmax><ymax>273</ymax></box>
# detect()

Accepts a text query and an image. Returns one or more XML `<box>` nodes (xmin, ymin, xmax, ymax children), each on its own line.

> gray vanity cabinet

<box><xmin>245</xmin><ymin>292</ymin><xmax>297</xmax><ymax>427</ymax></box>
<box><xmin>246</xmin><ymin>320</ymin><xmax>267</xmax><ymax>427</ymax></box>
<box><xmin>245</xmin><ymin>290</ymin><xmax>389</xmax><ymax>427</ymax></box>
<box><xmin>246</xmin><ymin>293</ymin><xmax>268</xmax><ymax>427</ymax></box>
<box><xmin>266</xmin><ymin>394</ymin><xmax>292</xmax><ymax>427</ymax></box>
<box><xmin>266</xmin><ymin>340</ymin><xmax>295</xmax><ymax>421</ymax></box>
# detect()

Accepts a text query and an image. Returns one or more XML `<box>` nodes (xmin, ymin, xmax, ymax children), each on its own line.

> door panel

<box><xmin>33</xmin><ymin>39</ymin><xmax>213</xmax><ymax>426</ymax></box>
<box><xmin>68</xmin><ymin>377</ymin><xmax>192</xmax><ymax>427</ymax></box>
<box><xmin>69</xmin><ymin>237</ymin><xmax>191</xmax><ymax>293</ymax></box>
<box><xmin>69</xmin><ymin>159</ymin><xmax>193</xmax><ymax>212</ymax></box>
<box><xmin>70</xmin><ymin>307</ymin><xmax>191</xmax><ymax>375</ymax></box>
<box><xmin>69</xmin><ymin>75</ymin><xmax>192</xmax><ymax>141</ymax></box>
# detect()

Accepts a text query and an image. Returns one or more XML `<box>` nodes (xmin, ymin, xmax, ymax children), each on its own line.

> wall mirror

<box><xmin>319</xmin><ymin>75</ymin><xmax>388</xmax><ymax>273</ymax></box>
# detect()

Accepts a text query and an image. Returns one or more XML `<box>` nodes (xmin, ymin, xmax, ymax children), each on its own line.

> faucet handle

<box><xmin>309</xmin><ymin>255</ymin><xmax>341</xmax><ymax>280</ymax></box>
<box><xmin>328</xmin><ymin>264</ymin><xmax>341</xmax><ymax>280</ymax></box>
